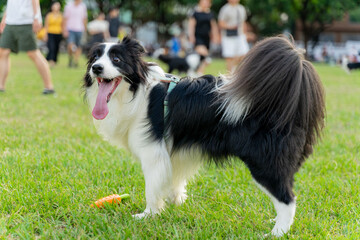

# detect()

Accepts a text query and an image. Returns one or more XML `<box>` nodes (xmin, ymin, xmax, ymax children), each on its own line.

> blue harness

<box><xmin>159</xmin><ymin>74</ymin><xmax>181</xmax><ymax>117</ymax></box>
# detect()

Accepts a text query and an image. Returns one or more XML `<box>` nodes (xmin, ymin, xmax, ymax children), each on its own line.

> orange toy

<box><xmin>91</xmin><ymin>194</ymin><xmax>130</xmax><ymax>208</ymax></box>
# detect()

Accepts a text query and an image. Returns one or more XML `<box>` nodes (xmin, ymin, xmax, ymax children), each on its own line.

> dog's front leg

<box><xmin>131</xmin><ymin>140</ymin><xmax>172</xmax><ymax>218</ymax></box>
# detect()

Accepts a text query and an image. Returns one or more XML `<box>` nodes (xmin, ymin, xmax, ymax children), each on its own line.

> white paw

<box><xmin>132</xmin><ymin>208</ymin><xmax>160</xmax><ymax>219</ymax></box>
<box><xmin>270</xmin><ymin>225</ymin><xmax>289</xmax><ymax>237</ymax></box>
<box><xmin>132</xmin><ymin>212</ymin><xmax>149</xmax><ymax>219</ymax></box>
<box><xmin>270</xmin><ymin>229</ymin><xmax>285</xmax><ymax>237</ymax></box>
<box><xmin>169</xmin><ymin>193</ymin><xmax>188</xmax><ymax>205</ymax></box>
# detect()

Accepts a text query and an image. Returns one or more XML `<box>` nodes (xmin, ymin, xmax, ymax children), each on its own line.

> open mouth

<box><xmin>96</xmin><ymin>77</ymin><xmax>122</xmax><ymax>103</ymax></box>
<box><xmin>92</xmin><ymin>76</ymin><xmax>122</xmax><ymax>120</ymax></box>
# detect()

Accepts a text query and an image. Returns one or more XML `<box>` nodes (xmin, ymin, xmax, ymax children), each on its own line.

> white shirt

<box><xmin>5</xmin><ymin>0</ymin><xmax>42</xmax><ymax>25</ymax></box>
<box><xmin>218</xmin><ymin>3</ymin><xmax>246</xmax><ymax>36</ymax></box>
<box><xmin>87</xmin><ymin>20</ymin><xmax>109</xmax><ymax>34</ymax></box>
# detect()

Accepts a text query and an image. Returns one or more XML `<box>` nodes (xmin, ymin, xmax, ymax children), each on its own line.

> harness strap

<box><xmin>157</xmin><ymin>73</ymin><xmax>181</xmax><ymax>117</ymax></box>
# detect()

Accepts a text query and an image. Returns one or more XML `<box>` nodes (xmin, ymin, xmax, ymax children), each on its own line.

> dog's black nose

<box><xmin>92</xmin><ymin>64</ymin><xmax>104</xmax><ymax>75</ymax></box>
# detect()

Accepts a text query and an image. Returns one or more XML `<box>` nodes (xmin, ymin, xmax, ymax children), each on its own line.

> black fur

<box><xmin>158</xmin><ymin>54</ymin><xmax>191</xmax><ymax>74</ymax></box>
<box><xmin>84</xmin><ymin>44</ymin><xmax>105</xmax><ymax>88</ymax></box>
<box><xmin>85</xmin><ymin>37</ymin><xmax>151</xmax><ymax>93</ymax></box>
<box><xmin>107</xmin><ymin>38</ymin><xmax>150</xmax><ymax>92</ymax></box>
<box><xmin>148</xmin><ymin>40</ymin><xmax>325</xmax><ymax>204</ymax></box>
<box><xmin>147</xmin><ymin>74</ymin><xmax>302</xmax><ymax>204</ymax></box>
<box><xmin>85</xmin><ymin>36</ymin><xmax>325</xmax><ymax>234</ymax></box>
<box><xmin>156</xmin><ymin>53</ymin><xmax>205</xmax><ymax>74</ymax></box>
<box><xmin>147</xmin><ymin>83</ymin><xmax>167</xmax><ymax>141</ymax></box>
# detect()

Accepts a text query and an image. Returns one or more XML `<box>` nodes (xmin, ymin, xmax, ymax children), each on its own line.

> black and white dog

<box><xmin>152</xmin><ymin>48</ymin><xmax>207</xmax><ymax>77</ymax></box>
<box><xmin>83</xmin><ymin>36</ymin><xmax>325</xmax><ymax>237</ymax></box>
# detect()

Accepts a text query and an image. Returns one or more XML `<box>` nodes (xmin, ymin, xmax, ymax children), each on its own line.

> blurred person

<box><xmin>63</xmin><ymin>0</ymin><xmax>87</xmax><ymax>68</ymax></box>
<box><xmin>107</xmin><ymin>7</ymin><xmax>122</xmax><ymax>42</ymax></box>
<box><xmin>45</xmin><ymin>1</ymin><xmax>63</xmax><ymax>67</ymax></box>
<box><xmin>321</xmin><ymin>46</ymin><xmax>329</xmax><ymax>63</ymax></box>
<box><xmin>188</xmin><ymin>0</ymin><xmax>219</xmax><ymax>75</ymax></box>
<box><xmin>87</xmin><ymin>12</ymin><xmax>109</xmax><ymax>45</ymax></box>
<box><xmin>342</xmin><ymin>49</ymin><xmax>360</xmax><ymax>73</ymax></box>
<box><xmin>170</xmin><ymin>35</ymin><xmax>181</xmax><ymax>56</ymax></box>
<box><xmin>0</xmin><ymin>0</ymin><xmax>54</xmax><ymax>94</ymax></box>
<box><xmin>218</xmin><ymin>0</ymin><xmax>249</xmax><ymax>72</ymax></box>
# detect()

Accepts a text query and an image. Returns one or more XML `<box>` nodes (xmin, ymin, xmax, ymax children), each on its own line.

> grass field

<box><xmin>0</xmin><ymin>53</ymin><xmax>359</xmax><ymax>239</ymax></box>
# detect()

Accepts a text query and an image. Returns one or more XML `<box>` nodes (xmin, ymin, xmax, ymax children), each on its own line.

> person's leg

<box><xmin>67</xmin><ymin>42</ymin><xmax>75</xmax><ymax>67</ymax></box>
<box><xmin>227</xmin><ymin>55</ymin><xmax>245</xmax><ymax>72</ymax></box>
<box><xmin>53</xmin><ymin>34</ymin><xmax>62</xmax><ymax>63</ymax></box>
<box><xmin>27</xmin><ymin>50</ymin><xmax>54</xmax><ymax>90</ymax></box>
<box><xmin>0</xmin><ymin>48</ymin><xmax>11</xmax><ymax>90</ymax></box>
<box><xmin>74</xmin><ymin>47</ymin><xmax>82</xmax><ymax>68</ymax></box>
<box><xmin>0</xmin><ymin>24</ymin><xmax>18</xmax><ymax>91</ymax></box>
<box><xmin>195</xmin><ymin>45</ymin><xmax>209</xmax><ymax>75</ymax></box>
<box><xmin>222</xmin><ymin>36</ymin><xmax>239</xmax><ymax>73</ymax></box>
<box><xmin>73</xmin><ymin>32</ymin><xmax>83</xmax><ymax>67</ymax></box>
<box><xmin>67</xmin><ymin>31</ymin><xmax>76</xmax><ymax>67</ymax></box>
<box><xmin>46</xmin><ymin>34</ymin><xmax>56</xmax><ymax>67</ymax></box>
<box><xmin>225</xmin><ymin>57</ymin><xmax>234</xmax><ymax>72</ymax></box>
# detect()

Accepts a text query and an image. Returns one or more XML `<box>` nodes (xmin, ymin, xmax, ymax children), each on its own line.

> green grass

<box><xmin>0</xmin><ymin>53</ymin><xmax>359</xmax><ymax>239</ymax></box>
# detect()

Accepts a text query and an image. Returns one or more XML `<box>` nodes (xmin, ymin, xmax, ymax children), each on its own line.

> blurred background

<box><xmin>1</xmin><ymin>0</ymin><xmax>360</xmax><ymax>64</ymax></box>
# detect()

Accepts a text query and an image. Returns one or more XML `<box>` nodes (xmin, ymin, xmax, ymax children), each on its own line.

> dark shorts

<box><xmin>0</xmin><ymin>24</ymin><xmax>37</xmax><ymax>53</ymax></box>
<box><xmin>68</xmin><ymin>31</ymin><xmax>83</xmax><ymax>47</ymax></box>
<box><xmin>195</xmin><ymin>35</ymin><xmax>210</xmax><ymax>50</ymax></box>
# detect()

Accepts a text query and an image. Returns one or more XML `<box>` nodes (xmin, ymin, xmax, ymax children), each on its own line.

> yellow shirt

<box><xmin>46</xmin><ymin>12</ymin><xmax>63</xmax><ymax>34</ymax></box>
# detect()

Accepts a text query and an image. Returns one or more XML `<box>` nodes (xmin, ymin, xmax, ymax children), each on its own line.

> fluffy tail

<box><xmin>219</xmin><ymin>35</ymin><xmax>325</xmax><ymax>147</ymax></box>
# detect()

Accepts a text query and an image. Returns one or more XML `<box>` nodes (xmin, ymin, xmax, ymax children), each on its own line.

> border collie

<box><xmin>152</xmin><ymin>48</ymin><xmax>206</xmax><ymax>77</ymax></box>
<box><xmin>83</xmin><ymin>36</ymin><xmax>325</xmax><ymax>237</ymax></box>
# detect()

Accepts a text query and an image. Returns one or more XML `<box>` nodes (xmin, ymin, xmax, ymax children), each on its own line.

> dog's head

<box><xmin>84</xmin><ymin>37</ymin><xmax>149</xmax><ymax>120</ymax></box>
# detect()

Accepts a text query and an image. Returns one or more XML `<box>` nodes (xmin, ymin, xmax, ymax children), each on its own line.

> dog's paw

<box><xmin>169</xmin><ymin>192</ymin><xmax>188</xmax><ymax>205</ymax></box>
<box><xmin>132</xmin><ymin>208</ymin><xmax>160</xmax><ymax>219</ymax></box>
<box><xmin>270</xmin><ymin>224</ymin><xmax>289</xmax><ymax>238</ymax></box>
<box><xmin>132</xmin><ymin>212</ymin><xmax>150</xmax><ymax>219</ymax></box>
<box><xmin>270</xmin><ymin>229</ymin><xmax>286</xmax><ymax>238</ymax></box>
<box><xmin>270</xmin><ymin>216</ymin><xmax>278</xmax><ymax>223</ymax></box>
<box><xmin>263</xmin><ymin>230</ymin><xmax>285</xmax><ymax>238</ymax></box>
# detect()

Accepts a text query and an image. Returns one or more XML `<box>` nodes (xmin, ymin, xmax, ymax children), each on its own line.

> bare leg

<box><xmin>74</xmin><ymin>47</ymin><xmax>82</xmax><ymax>67</ymax></box>
<box><xmin>225</xmin><ymin>58</ymin><xmax>234</xmax><ymax>73</ymax></box>
<box><xmin>196</xmin><ymin>61</ymin><xmax>209</xmax><ymax>76</ymax></box>
<box><xmin>195</xmin><ymin>45</ymin><xmax>209</xmax><ymax>75</ymax></box>
<box><xmin>0</xmin><ymin>48</ymin><xmax>11</xmax><ymax>90</ymax></box>
<box><xmin>27</xmin><ymin>50</ymin><xmax>54</xmax><ymax>90</ymax></box>
<box><xmin>67</xmin><ymin>43</ymin><xmax>75</xmax><ymax>67</ymax></box>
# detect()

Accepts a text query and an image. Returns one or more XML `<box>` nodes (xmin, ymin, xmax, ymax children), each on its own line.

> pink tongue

<box><xmin>92</xmin><ymin>81</ymin><xmax>113</xmax><ymax>120</ymax></box>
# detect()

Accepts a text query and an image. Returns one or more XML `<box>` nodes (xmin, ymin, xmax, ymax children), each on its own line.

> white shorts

<box><xmin>221</xmin><ymin>34</ymin><xmax>249</xmax><ymax>58</ymax></box>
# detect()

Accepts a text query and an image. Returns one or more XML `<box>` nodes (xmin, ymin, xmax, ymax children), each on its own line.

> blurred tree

<box><xmin>0</xmin><ymin>2</ymin><xmax>5</xmax><ymax>15</ymax></box>
<box><xmin>284</xmin><ymin>0</ymin><xmax>360</xmax><ymax>52</ymax></box>
<box><xmin>2</xmin><ymin>0</ymin><xmax>357</xmax><ymax>47</ymax></box>
<box><xmin>349</xmin><ymin>7</ymin><xmax>360</xmax><ymax>23</ymax></box>
<box><xmin>40</xmin><ymin>0</ymin><xmax>67</xmax><ymax>14</ymax></box>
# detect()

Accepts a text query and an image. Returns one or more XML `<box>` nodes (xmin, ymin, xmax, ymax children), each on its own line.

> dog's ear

<box><xmin>87</xmin><ymin>42</ymin><xmax>101</xmax><ymax>59</ymax></box>
<box><xmin>121</xmin><ymin>36</ymin><xmax>146</xmax><ymax>56</ymax></box>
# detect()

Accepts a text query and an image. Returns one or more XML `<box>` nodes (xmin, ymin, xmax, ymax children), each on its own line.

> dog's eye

<box><xmin>112</xmin><ymin>56</ymin><xmax>120</xmax><ymax>62</ymax></box>
<box><xmin>94</xmin><ymin>55</ymin><xmax>99</xmax><ymax>60</ymax></box>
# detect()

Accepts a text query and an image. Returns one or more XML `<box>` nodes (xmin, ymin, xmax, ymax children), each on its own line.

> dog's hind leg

<box><xmin>131</xmin><ymin>140</ymin><xmax>172</xmax><ymax>218</ymax></box>
<box><xmin>168</xmin><ymin>148</ymin><xmax>203</xmax><ymax>205</ymax></box>
<box><xmin>251</xmin><ymin>171</ymin><xmax>296</xmax><ymax>237</ymax></box>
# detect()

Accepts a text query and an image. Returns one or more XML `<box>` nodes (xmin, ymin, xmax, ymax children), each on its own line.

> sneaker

<box><xmin>42</xmin><ymin>89</ymin><xmax>55</xmax><ymax>95</ymax></box>
<box><xmin>0</xmin><ymin>89</ymin><xmax>5</xmax><ymax>93</ymax></box>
